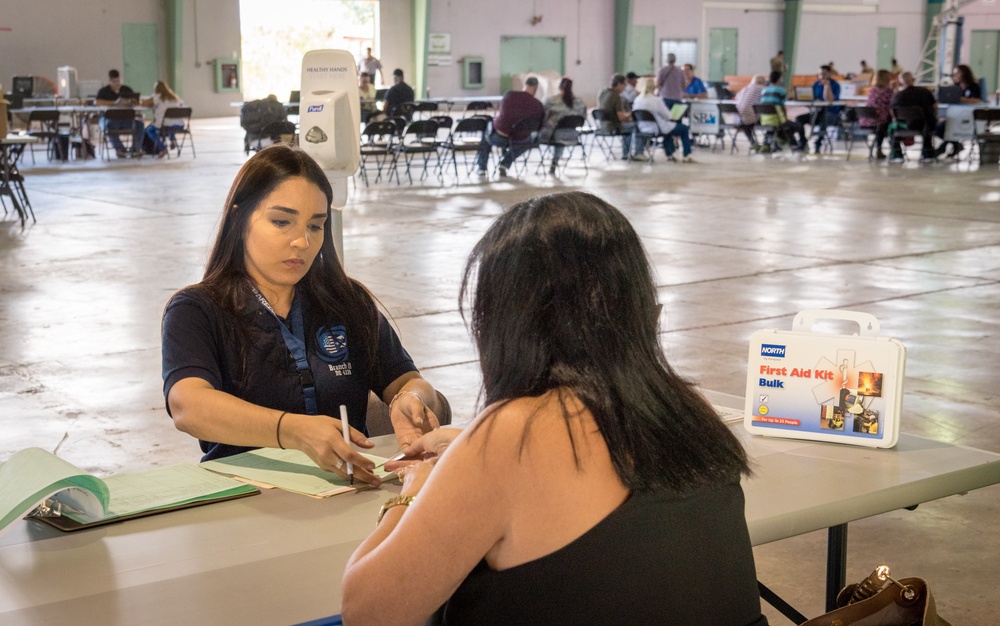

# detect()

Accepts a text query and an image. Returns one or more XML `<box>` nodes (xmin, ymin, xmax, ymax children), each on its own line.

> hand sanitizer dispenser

<box><xmin>300</xmin><ymin>49</ymin><xmax>361</xmax><ymax>265</ymax></box>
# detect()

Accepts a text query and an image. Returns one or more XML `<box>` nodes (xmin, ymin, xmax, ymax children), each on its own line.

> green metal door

<box><xmin>876</xmin><ymin>28</ymin><xmax>896</xmax><ymax>72</ymax></box>
<box><xmin>626</xmin><ymin>25</ymin><xmax>655</xmax><ymax>76</ymax></box>
<box><xmin>499</xmin><ymin>36</ymin><xmax>565</xmax><ymax>93</ymax></box>
<box><xmin>970</xmin><ymin>31</ymin><xmax>1000</xmax><ymax>95</ymax></box>
<box><xmin>122</xmin><ymin>23</ymin><xmax>159</xmax><ymax>95</ymax></box>
<box><xmin>708</xmin><ymin>28</ymin><xmax>737</xmax><ymax>82</ymax></box>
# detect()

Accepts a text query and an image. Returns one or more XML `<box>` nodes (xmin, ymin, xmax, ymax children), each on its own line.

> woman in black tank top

<box><xmin>342</xmin><ymin>192</ymin><xmax>767</xmax><ymax>626</ymax></box>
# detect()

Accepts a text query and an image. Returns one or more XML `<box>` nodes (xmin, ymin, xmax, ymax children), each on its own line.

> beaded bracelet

<box><xmin>275</xmin><ymin>411</ymin><xmax>288</xmax><ymax>449</ymax></box>
<box><xmin>388</xmin><ymin>389</ymin><xmax>425</xmax><ymax>414</ymax></box>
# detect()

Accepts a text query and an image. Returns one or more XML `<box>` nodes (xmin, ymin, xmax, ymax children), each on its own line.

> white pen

<box><xmin>340</xmin><ymin>405</ymin><xmax>354</xmax><ymax>485</ymax></box>
<box><xmin>374</xmin><ymin>451</ymin><xmax>407</xmax><ymax>469</ymax></box>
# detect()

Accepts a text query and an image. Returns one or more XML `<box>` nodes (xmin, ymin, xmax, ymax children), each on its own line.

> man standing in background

<box><xmin>358</xmin><ymin>47</ymin><xmax>383</xmax><ymax>84</ymax></box>
<box><xmin>655</xmin><ymin>53</ymin><xmax>685</xmax><ymax>108</ymax></box>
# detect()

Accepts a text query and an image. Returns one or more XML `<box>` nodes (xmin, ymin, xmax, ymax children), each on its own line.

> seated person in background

<box><xmin>934</xmin><ymin>64</ymin><xmax>983</xmax><ymax>159</ymax></box>
<box><xmin>383</xmin><ymin>68</ymin><xmax>415</xmax><ymax>119</ymax></box>
<box><xmin>341</xmin><ymin>191</ymin><xmax>769</xmax><ymax>626</ymax></box>
<box><xmin>760</xmin><ymin>71</ymin><xmax>807</xmax><ymax>151</ymax></box>
<box><xmin>856</xmin><ymin>60</ymin><xmax>874</xmax><ymax>84</ymax></box>
<box><xmin>358</xmin><ymin>72</ymin><xmax>378</xmax><ymax>124</ymax></box>
<box><xmin>95</xmin><ymin>68</ymin><xmax>145</xmax><ymax>158</ymax></box>
<box><xmin>161</xmin><ymin>145</ymin><xmax>443</xmax><ymax>473</ymax></box>
<box><xmin>861</xmin><ymin>70</ymin><xmax>893</xmax><ymax>160</ymax></box>
<box><xmin>598</xmin><ymin>73</ymin><xmax>649</xmax><ymax>162</ymax></box>
<box><xmin>683</xmin><ymin>63</ymin><xmax>709</xmax><ymax>100</ymax></box>
<box><xmin>621</xmin><ymin>71</ymin><xmax>640</xmax><ymax>105</ymax></box>
<box><xmin>889</xmin><ymin>71</ymin><xmax>937</xmax><ymax>163</ymax></box>
<box><xmin>633</xmin><ymin>78</ymin><xmax>694</xmax><ymax>162</ymax></box>
<box><xmin>733</xmin><ymin>75</ymin><xmax>765</xmax><ymax>147</ymax></box>
<box><xmin>795</xmin><ymin>64</ymin><xmax>841</xmax><ymax>154</ymax></box>
<box><xmin>140</xmin><ymin>80</ymin><xmax>184</xmax><ymax>158</ymax></box>
<box><xmin>539</xmin><ymin>77</ymin><xmax>586</xmax><ymax>174</ymax></box>
<box><xmin>475</xmin><ymin>76</ymin><xmax>545</xmax><ymax>177</ymax></box>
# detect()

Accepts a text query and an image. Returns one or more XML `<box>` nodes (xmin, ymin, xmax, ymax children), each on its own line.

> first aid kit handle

<box><xmin>792</xmin><ymin>309</ymin><xmax>881</xmax><ymax>338</ymax></box>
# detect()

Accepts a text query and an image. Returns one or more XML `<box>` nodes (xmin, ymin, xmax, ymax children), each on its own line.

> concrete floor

<box><xmin>2</xmin><ymin>119</ymin><xmax>999</xmax><ymax>623</ymax></box>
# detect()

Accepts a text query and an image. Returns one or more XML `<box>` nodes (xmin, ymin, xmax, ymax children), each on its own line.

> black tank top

<box><xmin>441</xmin><ymin>482</ymin><xmax>767</xmax><ymax>626</ymax></box>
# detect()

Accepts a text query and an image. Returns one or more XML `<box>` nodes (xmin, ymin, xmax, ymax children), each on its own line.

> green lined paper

<box><xmin>200</xmin><ymin>448</ymin><xmax>397</xmax><ymax>497</ymax></box>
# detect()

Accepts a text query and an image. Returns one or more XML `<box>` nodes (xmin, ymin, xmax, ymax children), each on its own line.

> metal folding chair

<box><xmin>841</xmin><ymin>106</ymin><xmax>878</xmax><ymax>160</ymax></box>
<box><xmin>536</xmin><ymin>114</ymin><xmax>588</xmax><ymax>174</ymax></box>
<box><xmin>392</xmin><ymin>119</ymin><xmax>441</xmax><ymax>184</ymax></box>
<box><xmin>440</xmin><ymin>116</ymin><xmax>488</xmax><ymax>179</ymax></box>
<box><xmin>159</xmin><ymin>107</ymin><xmax>195</xmax><ymax>158</ymax></box>
<box><xmin>358</xmin><ymin>120</ymin><xmax>398</xmax><ymax>186</ymax></box>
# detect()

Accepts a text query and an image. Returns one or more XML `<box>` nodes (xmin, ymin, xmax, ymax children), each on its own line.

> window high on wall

<box><xmin>660</xmin><ymin>39</ymin><xmax>697</xmax><ymax>69</ymax></box>
<box><xmin>239</xmin><ymin>0</ymin><xmax>378</xmax><ymax>101</ymax></box>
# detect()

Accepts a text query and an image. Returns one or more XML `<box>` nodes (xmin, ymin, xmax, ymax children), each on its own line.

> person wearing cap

<box><xmin>383</xmin><ymin>68</ymin><xmax>415</xmax><ymax>119</ymax></box>
<box><xmin>598</xmin><ymin>74</ymin><xmax>650</xmax><ymax>162</ymax></box>
<box><xmin>476</xmin><ymin>77</ymin><xmax>545</xmax><ymax>177</ymax></box>
<box><xmin>622</xmin><ymin>72</ymin><xmax>640</xmax><ymax>105</ymax></box>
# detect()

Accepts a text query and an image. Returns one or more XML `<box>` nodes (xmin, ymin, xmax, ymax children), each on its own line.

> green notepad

<box><xmin>201</xmin><ymin>448</ymin><xmax>397</xmax><ymax>498</ymax></box>
<box><xmin>0</xmin><ymin>447</ymin><xmax>259</xmax><ymax>535</ymax></box>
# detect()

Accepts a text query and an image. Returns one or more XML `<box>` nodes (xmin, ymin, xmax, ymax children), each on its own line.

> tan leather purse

<box><xmin>802</xmin><ymin>565</ymin><xmax>950</xmax><ymax>626</ymax></box>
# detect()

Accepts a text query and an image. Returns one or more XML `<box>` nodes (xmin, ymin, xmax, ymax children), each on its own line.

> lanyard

<box><xmin>251</xmin><ymin>287</ymin><xmax>318</xmax><ymax>415</ymax></box>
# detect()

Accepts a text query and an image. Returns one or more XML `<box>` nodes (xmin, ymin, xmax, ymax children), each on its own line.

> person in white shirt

<box><xmin>357</xmin><ymin>48</ymin><xmax>383</xmax><ymax>85</ymax></box>
<box><xmin>140</xmin><ymin>80</ymin><xmax>185</xmax><ymax>158</ymax></box>
<box><xmin>622</xmin><ymin>72</ymin><xmax>640</xmax><ymax>105</ymax></box>
<box><xmin>632</xmin><ymin>79</ymin><xmax>694</xmax><ymax>162</ymax></box>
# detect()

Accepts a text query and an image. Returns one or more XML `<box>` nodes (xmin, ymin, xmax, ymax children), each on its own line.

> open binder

<box><xmin>1</xmin><ymin>448</ymin><xmax>259</xmax><ymax>535</ymax></box>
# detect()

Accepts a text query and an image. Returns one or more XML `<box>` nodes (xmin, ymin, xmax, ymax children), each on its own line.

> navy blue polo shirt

<box><xmin>161</xmin><ymin>287</ymin><xmax>417</xmax><ymax>461</ymax></box>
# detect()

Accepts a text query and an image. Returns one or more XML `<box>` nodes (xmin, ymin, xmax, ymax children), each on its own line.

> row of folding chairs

<box><xmin>590</xmin><ymin>108</ymin><xmax>691</xmax><ymax>164</ymax></box>
<box><xmin>358</xmin><ymin>111</ymin><xmax>590</xmax><ymax>185</ymax></box>
<box><xmin>716</xmin><ymin>103</ymin><xmax>996</xmax><ymax>163</ymax></box>
<box><xmin>358</xmin><ymin>115</ymin><xmax>459</xmax><ymax>185</ymax></box>
<box><xmin>23</xmin><ymin>107</ymin><xmax>195</xmax><ymax>163</ymax></box>
<box><xmin>711</xmin><ymin>103</ymin><xmax>878</xmax><ymax>159</ymax></box>
<box><xmin>385</xmin><ymin>100</ymin><xmax>495</xmax><ymax>121</ymax></box>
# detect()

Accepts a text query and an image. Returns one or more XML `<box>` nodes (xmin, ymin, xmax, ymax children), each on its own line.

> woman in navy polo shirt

<box><xmin>161</xmin><ymin>145</ymin><xmax>441</xmax><ymax>484</ymax></box>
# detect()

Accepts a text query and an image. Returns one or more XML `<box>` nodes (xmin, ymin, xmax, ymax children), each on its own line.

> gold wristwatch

<box><xmin>376</xmin><ymin>494</ymin><xmax>416</xmax><ymax>526</ymax></box>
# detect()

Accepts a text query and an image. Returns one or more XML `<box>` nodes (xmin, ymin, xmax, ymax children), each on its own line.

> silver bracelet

<box><xmin>389</xmin><ymin>389</ymin><xmax>425</xmax><ymax>413</ymax></box>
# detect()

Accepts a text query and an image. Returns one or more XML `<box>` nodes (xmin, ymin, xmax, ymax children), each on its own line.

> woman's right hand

<box><xmin>384</xmin><ymin>427</ymin><xmax>461</xmax><ymax>471</ymax></box>
<box><xmin>282</xmin><ymin>413</ymin><xmax>381</xmax><ymax>485</ymax></box>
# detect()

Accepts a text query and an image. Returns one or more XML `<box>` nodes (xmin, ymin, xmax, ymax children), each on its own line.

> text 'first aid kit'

<box><xmin>744</xmin><ymin>310</ymin><xmax>905</xmax><ymax>448</ymax></box>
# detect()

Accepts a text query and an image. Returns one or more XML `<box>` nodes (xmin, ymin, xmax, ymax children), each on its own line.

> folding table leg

<box><xmin>826</xmin><ymin>524</ymin><xmax>848</xmax><ymax>611</ymax></box>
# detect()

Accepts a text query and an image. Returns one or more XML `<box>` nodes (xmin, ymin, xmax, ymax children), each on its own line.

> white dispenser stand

<box><xmin>299</xmin><ymin>50</ymin><xmax>361</xmax><ymax>265</ymax></box>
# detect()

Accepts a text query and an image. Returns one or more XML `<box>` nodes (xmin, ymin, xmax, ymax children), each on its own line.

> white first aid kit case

<box><xmin>744</xmin><ymin>310</ymin><xmax>906</xmax><ymax>448</ymax></box>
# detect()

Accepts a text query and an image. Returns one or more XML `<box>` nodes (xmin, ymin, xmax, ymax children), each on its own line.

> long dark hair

<box><xmin>460</xmin><ymin>192</ymin><xmax>750</xmax><ymax>493</ymax></box>
<box><xmin>559</xmin><ymin>77</ymin><xmax>575</xmax><ymax>109</ymax></box>
<box><xmin>195</xmin><ymin>144</ymin><xmax>378</xmax><ymax>380</ymax></box>
<box><xmin>954</xmin><ymin>64</ymin><xmax>976</xmax><ymax>88</ymax></box>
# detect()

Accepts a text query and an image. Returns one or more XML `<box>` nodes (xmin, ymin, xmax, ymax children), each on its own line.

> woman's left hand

<box><xmin>389</xmin><ymin>390</ymin><xmax>440</xmax><ymax>449</ymax></box>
